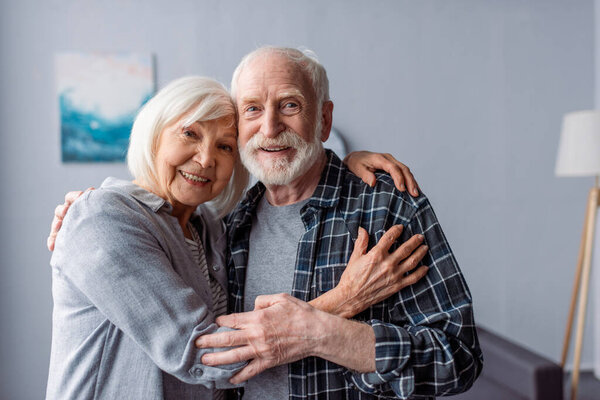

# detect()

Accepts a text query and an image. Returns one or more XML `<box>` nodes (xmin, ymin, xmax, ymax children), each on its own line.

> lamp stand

<box><xmin>561</xmin><ymin>176</ymin><xmax>600</xmax><ymax>400</ymax></box>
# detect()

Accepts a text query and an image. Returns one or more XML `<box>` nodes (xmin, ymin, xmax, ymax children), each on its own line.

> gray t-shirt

<box><xmin>243</xmin><ymin>196</ymin><xmax>307</xmax><ymax>399</ymax></box>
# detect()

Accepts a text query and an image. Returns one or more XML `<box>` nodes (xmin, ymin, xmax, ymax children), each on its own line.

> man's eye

<box><xmin>246</xmin><ymin>106</ymin><xmax>259</xmax><ymax>112</ymax></box>
<box><xmin>281</xmin><ymin>102</ymin><xmax>300</xmax><ymax>114</ymax></box>
<box><xmin>219</xmin><ymin>144</ymin><xmax>233</xmax><ymax>152</ymax></box>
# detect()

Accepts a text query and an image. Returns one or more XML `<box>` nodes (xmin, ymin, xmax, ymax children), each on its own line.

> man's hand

<box><xmin>310</xmin><ymin>225</ymin><xmax>429</xmax><ymax>318</ymax></box>
<box><xmin>47</xmin><ymin>189</ymin><xmax>92</xmax><ymax>251</ymax></box>
<box><xmin>196</xmin><ymin>293</ymin><xmax>375</xmax><ymax>384</ymax></box>
<box><xmin>344</xmin><ymin>151</ymin><xmax>420</xmax><ymax>196</ymax></box>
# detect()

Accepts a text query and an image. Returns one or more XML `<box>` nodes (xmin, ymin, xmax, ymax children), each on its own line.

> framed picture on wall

<box><xmin>55</xmin><ymin>52</ymin><xmax>155</xmax><ymax>162</ymax></box>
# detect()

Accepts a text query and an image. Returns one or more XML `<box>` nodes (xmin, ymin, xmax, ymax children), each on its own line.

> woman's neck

<box><xmin>132</xmin><ymin>179</ymin><xmax>196</xmax><ymax>239</ymax></box>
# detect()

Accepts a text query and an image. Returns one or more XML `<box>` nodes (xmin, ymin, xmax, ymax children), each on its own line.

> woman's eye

<box><xmin>183</xmin><ymin>130</ymin><xmax>197</xmax><ymax>138</ymax></box>
<box><xmin>246</xmin><ymin>106</ymin><xmax>259</xmax><ymax>113</ymax></box>
<box><xmin>219</xmin><ymin>144</ymin><xmax>233</xmax><ymax>152</ymax></box>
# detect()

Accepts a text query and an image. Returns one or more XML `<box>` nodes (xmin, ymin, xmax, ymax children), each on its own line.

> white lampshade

<box><xmin>555</xmin><ymin>110</ymin><xmax>600</xmax><ymax>177</ymax></box>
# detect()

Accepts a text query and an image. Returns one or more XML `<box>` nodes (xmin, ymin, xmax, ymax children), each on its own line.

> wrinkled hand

<box><xmin>196</xmin><ymin>293</ymin><xmax>326</xmax><ymax>384</ymax></box>
<box><xmin>47</xmin><ymin>188</ymin><xmax>93</xmax><ymax>251</ymax></box>
<box><xmin>344</xmin><ymin>151</ymin><xmax>419</xmax><ymax>196</ymax></box>
<box><xmin>329</xmin><ymin>225</ymin><xmax>429</xmax><ymax>318</ymax></box>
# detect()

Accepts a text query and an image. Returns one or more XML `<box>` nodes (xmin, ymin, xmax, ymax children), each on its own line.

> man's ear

<box><xmin>320</xmin><ymin>101</ymin><xmax>334</xmax><ymax>142</ymax></box>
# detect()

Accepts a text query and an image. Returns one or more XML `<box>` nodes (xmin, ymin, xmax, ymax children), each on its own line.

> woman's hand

<box><xmin>47</xmin><ymin>188</ymin><xmax>93</xmax><ymax>251</ymax></box>
<box><xmin>344</xmin><ymin>151</ymin><xmax>420</xmax><ymax>196</ymax></box>
<box><xmin>310</xmin><ymin>225</ymin><xmax>429</xmax><ymax>318</ymax></box>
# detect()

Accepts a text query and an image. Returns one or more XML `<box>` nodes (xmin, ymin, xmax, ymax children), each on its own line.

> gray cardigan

<box><xmin>47</xmin><ymin>178</ymin><xmax>243</xmax><ymax>400</ymax></box>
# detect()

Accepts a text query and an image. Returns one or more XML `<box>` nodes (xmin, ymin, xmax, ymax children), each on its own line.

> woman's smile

<box><xmin>179</xmin><ymin>170</ymin><xmax>211</xmax><ymax>184</ymax></box>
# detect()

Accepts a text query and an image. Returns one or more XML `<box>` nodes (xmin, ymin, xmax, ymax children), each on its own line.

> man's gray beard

<box><xmin>240</xmin><ymin>125</ymin><xmax>324</xmax><ymax>186</ymax></box>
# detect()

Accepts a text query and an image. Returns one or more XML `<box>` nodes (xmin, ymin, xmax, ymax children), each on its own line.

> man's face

<box><xmin>235</xmin><ymin>53</ymin><xmax>325</xmax><ymax>185</ymax></box>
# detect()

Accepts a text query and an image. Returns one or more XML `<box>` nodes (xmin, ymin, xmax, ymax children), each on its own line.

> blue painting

<box><xmin>56</xmin><ymin>53</ymin><xmax>155</xmax><ymax>162</ymax></box>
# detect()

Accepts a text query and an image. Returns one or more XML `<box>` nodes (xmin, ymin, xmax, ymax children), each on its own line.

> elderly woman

<box><xmin>47</xmin><ymin>77</ymin><xmax>250</xmax><ymax>400</ymax></box>
<box><xmin>46</xmin><ymin>76</ymin><xmax>426</xmax><ymax>400</ymax></box>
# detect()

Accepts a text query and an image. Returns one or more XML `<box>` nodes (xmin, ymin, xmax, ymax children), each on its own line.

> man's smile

<box><xmin>260</xmin><ymin>146</ymin><xmax>291</xmax><ymax>152</ymax></box>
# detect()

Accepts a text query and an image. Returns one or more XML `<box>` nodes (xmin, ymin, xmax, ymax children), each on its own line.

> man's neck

<box><xmin>263</xmin><ymin>152</ymin><xmax>327</xmax><ymax>206</ymax></box>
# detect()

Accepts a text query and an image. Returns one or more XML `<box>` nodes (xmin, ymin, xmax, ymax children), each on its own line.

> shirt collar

<box><xmin>307</xmin><ymin>149</ymin><xmax>344</xmax><ymax>210</ymax></box>
<box><xmin>237</xmin><ymin>149</ymin><xmax>344</xmax><ymax>215</ymax></box>
<box><xmin>100</xmin><ymin>177</ymin><xmax>172</xmax><ymax>213</ymax></box>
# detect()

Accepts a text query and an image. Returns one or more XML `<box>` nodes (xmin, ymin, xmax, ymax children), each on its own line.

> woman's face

<box><xmin>153</xmin><ymin>114</ymin><xmax>238</xmax><ymax>211</ymax></box>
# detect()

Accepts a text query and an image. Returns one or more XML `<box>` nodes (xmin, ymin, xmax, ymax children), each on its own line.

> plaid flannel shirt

<box><xmin>226</xmin><ymin>150</ymin><xmax>483</xmax><ymax>399</ymax></box>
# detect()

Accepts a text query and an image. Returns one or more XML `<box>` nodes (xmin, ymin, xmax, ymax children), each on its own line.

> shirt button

<box><xmin>189</xmin><ymin>366</ymin><xmax>204</xmax><ymax>377</ymax></box>
<box><xmin>212</xmin><ymin>265</ymin><xmax>220</xmax><ymax>271</ymax></box>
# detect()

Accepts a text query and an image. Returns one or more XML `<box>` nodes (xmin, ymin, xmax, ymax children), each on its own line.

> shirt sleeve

<box><xmin>50</xmin><ymin>189</ymin><xmax>245</xmax><ymax>389</ymax></box>
<box><xmin>344</xmin><ymin>196</ymin><xmax>483</xmax><ymax>398</ymax></box>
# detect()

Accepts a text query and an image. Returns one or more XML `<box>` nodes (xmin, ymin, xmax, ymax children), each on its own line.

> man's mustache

<box><xmin>243</xmin><ymin>130</ymin><xmax>305</xmax><ymax>152</ymax></box>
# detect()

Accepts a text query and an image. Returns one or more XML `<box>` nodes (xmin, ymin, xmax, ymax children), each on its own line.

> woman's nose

<box><xmin>193</xmin><ymin>145</ymin><xmax>215</xmax><ymax>168</ymax></box>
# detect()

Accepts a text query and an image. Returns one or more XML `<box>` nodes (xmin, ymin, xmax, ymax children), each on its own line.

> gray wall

<box><xmin>0</xmin><ymin>1</ymin><xmax>595</xmax><ymax>398</ymax></box>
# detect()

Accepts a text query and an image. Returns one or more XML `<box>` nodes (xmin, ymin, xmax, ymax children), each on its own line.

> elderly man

<box><xmin>194</xmin><ymin>47</ymin><xmax>483</xmax><ymax>399</ymax></box>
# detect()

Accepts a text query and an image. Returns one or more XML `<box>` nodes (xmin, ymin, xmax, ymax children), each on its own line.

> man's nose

<box><xmin>262</xmin><ymin>107</ymin><xmax>284</xmax><ymax>138</ymax></box>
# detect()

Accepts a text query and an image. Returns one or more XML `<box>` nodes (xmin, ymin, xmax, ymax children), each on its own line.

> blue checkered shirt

<box><xmin>226</xmin><ymin>151</ymin><xmax>483</xmax><ymax>399</ymax></box>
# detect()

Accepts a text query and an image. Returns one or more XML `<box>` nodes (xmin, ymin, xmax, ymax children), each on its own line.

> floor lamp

<box><xmin>556</xmin><ymin>110</ymin><xmax>600</xmax><ymax>400</ymax></box>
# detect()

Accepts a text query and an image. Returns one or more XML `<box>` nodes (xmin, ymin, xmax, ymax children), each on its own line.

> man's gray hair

<box><xmin>127</xmin><ymin>76</ymin><xmax>248</xmax><ymax>217</ymax></box>
<box><xmin>230</xmin><ymin>46</ymin><xmax>330</xmax><ymax>108</ymax></box>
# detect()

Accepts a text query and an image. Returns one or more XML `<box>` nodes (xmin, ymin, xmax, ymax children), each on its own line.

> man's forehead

<box><xmin>235</xmin><ymin>53</ymin><xmax>313</xmax><ymax>100</ymax></box>
<box><xmin>238</xmin><ymin>87</ymin><xmax>306</xmax><ymax>103</ymax></box>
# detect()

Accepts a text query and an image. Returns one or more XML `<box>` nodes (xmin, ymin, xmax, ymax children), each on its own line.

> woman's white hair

<box><xmin>127</xmin><ymin>76</ymin><xmax>249</xmax><ymax>217</ymax></box>
<box><xmin>230</xmin><ymin>46</ymin><xmax>330</xmax><ymax>109</ymax></box>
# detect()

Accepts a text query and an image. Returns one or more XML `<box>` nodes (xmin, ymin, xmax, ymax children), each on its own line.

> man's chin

<box><xmin>248</xmin><ymin>164</ymin><xmax>296</xmax><ymax>186</ymax></box>
<box><xmin>254</xmin><ymin>152</ymin><xmax>294</xmax><ymax>168</ymax></box>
